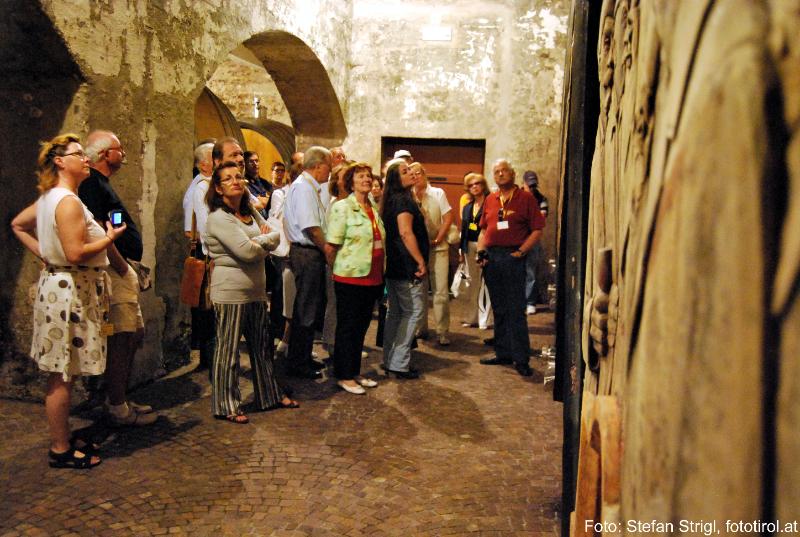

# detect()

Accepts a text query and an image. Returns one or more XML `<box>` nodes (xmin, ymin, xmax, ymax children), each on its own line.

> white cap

<box><xmin>393</xmin><ymin>149</ymin><xmax>412</xmax><ymax>159</ymax></box>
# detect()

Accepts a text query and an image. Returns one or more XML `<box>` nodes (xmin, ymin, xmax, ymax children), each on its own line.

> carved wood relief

<box><xmin>576</xmin><ymin>0</ymin><xmax>799</xmax><ymax>524</ymax></box>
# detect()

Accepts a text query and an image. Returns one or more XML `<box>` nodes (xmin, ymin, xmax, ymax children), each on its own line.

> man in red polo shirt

<box><xmin>476</xmin><ymin>159</ymin><xmax>545</xmax><ymax>376</ymax></box>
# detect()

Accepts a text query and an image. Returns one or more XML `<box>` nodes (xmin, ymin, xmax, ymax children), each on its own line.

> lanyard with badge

<box><xmin>497</xmin><ymin>187</ymin><xmax>515</xmax><ymax>231</ymax></box>
<box><xmin>469</xmin><ymin>202</ymin><xmax>481</xmax><ymax>232</ymax></box>
<box><xmin>365</xmin><ymin>204</ymin><xmax>383</xmax><ymax>250</ymax></box>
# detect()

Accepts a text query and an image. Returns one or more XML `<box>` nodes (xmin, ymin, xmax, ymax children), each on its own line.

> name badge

<box><xmin>469</xmin><ymin>223</ymin><xmax>478</xmax><ymax>231</ymax></box>
<box><xmin>373</xmin><ymin>240</ymin><xmax>384</xmax><ymax>249</ymax></box>
<box><xmin>497</xmin><ymin>221</ymin><xmax>509</xmax><ymax>230</ymax></box>
<box><xmin>100</xmin><ymin>323</ymin><xmax>115</xmax><ymax>337</ymax></box>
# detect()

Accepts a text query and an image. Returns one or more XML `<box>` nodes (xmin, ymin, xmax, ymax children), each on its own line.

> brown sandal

<box><xmin>277</xmin><ymin>397</ymin><xmax>300</xmax><ymax>409</ymax></box>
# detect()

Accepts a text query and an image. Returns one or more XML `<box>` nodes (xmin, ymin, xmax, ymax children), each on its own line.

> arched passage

<box><xmin>243</xmin><ymin>31</ymin><xmax>347</xmax><ymax>143</ymax></box>
<box><xmin>0</xmin><ymin>0</ymin><xmax>84</xmax><ymax>392</ymax></box>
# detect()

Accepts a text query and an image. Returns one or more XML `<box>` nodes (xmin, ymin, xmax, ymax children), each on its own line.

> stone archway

<box><xmin>243</xmin><ymin>31</ymin><xmax>347</xmax><ymax>145</ymax></box>
<box><xmin>0</xmin><ymin>0</ymin><xmax>84</xmax><ymax>396</ymax></box>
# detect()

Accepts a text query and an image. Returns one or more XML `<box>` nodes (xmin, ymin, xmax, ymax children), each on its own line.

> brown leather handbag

<box><xmin>180</xmin><ymin>213</ymin><xmax>210</xmax><ymax>308</ymax></box>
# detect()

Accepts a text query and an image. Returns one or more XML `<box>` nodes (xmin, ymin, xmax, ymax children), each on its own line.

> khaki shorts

<box><xmin>108</xmin><ymin>265</ymin><xmax>145</xmax><ymax>334</ymax></box>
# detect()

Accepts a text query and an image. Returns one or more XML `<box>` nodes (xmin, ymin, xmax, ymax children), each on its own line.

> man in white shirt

<box><xmin>184</xmin><ymin>142</ymin><xmax>213</xmax><ymax>238</ymax></box>
<box><xmin>193</xmin><ymin>137</ymin><xmax>246</xmax><ymax>254</ymax></box>
<box><xmin>410</xmin><ymin>162</ymin><xmax>454</xmax><ymax>346</ymax></box>
<box><xmin>283</xmin><ymin>146</ymin><xmax>332</xmax><ymax>378</ymax></box>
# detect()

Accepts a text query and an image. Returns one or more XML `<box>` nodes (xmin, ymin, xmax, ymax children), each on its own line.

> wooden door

<box><xmin>382</xmin><ymin>137</ymin><xmax>485</xmax><ymax>222</ymax></box>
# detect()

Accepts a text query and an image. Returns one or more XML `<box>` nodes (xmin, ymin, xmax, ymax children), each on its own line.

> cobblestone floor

<box><xmin>0</xmin><ymin>298</ymin><xmax>561</xmax><ymax>536</ymax></box>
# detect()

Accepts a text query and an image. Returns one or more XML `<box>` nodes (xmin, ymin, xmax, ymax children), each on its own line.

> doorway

<box><xmin>381</xmin><ymin>137</ymin><xmax>485</xmax><ymax>217</ymax></box>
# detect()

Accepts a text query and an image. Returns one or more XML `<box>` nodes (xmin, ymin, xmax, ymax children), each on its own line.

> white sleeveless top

<box><xmin>37</xmin><ymin>187</ymin><xmax>108</xmax><ymax>267</ymax></box>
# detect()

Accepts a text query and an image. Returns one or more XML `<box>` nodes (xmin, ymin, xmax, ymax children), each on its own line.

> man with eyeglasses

<box><xmin>475</xmin><ymin>159</ymin><xmax>545</xmax><ymax>377</ymax></box>
<box><xmin>244</xmin><ymin>151</ymin><xmax>273</xmax><ymax>216</ymax></box>
<box><xmin>79</xmin><ymin>130</ymin><xmax>157</xmax><ymax>424</ymax></box>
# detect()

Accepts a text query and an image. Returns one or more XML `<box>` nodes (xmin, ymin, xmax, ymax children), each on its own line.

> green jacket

<box><xmin>326</xmin><ymin>194</ymin><xmax>386</xmax><ymax>278</ymax></box>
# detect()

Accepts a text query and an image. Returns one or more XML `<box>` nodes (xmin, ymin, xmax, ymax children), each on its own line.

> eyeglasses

<box><xmin>273</xmin><ymin>168</ymin><xmax>285</xmax><ymax>173</ymax></box>
<box><xmin>62</xmin><ymin>151</ymin><xmax>88</xmax><ymax>160</ymax></box>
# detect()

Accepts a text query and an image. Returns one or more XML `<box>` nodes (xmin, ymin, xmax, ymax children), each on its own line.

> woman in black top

<box><xmin>459</xmin><ymin>173</ymin><xmax>490</xmax><ymax>327</ymax></box>
<box><xmin>379</xmin><ymin>159</ymin><xmax>429</xmax><ymax>378</ymax></box>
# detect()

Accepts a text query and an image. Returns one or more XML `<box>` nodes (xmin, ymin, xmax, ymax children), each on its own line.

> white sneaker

<box><xmin>526</xmin><ymin>305</ymin><xmax>537</xmax><ymax>315</ymax></box>
<box><xmin>106</xmin><ymin>398</ymin><xmax>153</xmax><ymax>414</ymax></box>
<box><xmin>108</xmin><ymin>403</ymin><xmax>158</xmax><ymax>426</ymax></box>
<box><xmin>128</xmin><ymin>401</ymin><xmax>154</xmax><ymax>414</ymax></box>
<box><xmin>337</xmin><ymin>381</ymin><xmax>366</xmax><ymax>395</ymax></box>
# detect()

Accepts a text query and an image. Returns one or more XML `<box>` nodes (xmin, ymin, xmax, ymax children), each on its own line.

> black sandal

<box><xmin>70</xmin><ymin>431</ymin><xmax>101</xmax><ymax>456</ymax></box>
<box><xmin>48</xmin><ymin>448</ymin><xmax>101</xmax><ymax>469</ymax></box>
<box><xmin>214</xmin><ymin>413</ymin><xmax>249</xmax><ymax>424</ymax></box>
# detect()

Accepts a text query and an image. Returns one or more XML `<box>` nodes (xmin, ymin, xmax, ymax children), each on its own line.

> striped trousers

<box><xmin>211</xmin><ymin>301</ymin><xmax>283</xmax><ymax>417</ymax></box>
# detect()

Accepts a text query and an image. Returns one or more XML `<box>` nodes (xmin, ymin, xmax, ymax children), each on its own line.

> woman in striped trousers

<box><xmin>204</xmin><ymin>161</ymin><xmax>299</xmax><ymax>424</ymax></box>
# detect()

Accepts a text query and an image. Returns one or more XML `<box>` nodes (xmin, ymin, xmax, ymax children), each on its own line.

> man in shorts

<box><xmin>81</xmin><ymin>130</ymin><xmax>157</xmax><ymax>426</ymax></box>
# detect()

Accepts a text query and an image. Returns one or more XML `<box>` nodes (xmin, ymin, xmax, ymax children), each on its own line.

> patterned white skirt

<box><xmin>31</xmin><ymin>266</ymin><xmax>110</xmax><ymax>382</ymax></box>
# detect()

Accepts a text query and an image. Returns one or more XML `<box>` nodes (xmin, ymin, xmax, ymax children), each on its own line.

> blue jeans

<box><xmin>524</xmin><ymin>242</ymin><xmax>543</xmax><ymax>306</ymax></box>
<box><xmin>383</xmin><ymin>278</ymin><xmax>425</xmax><ymax>372</ymax></box>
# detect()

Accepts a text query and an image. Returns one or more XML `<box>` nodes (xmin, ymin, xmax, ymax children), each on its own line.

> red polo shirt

<box><xmin>479</xmin><ymin>186</ymin><xmax>545</xmax><ymax>247</ymax></box>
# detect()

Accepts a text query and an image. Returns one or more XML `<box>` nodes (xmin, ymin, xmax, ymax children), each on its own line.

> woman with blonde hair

<box><xmin>11</xmin><ymin>133</ymin><xmax>126</xmax><ymax>468</ymax></box>
<box><xmin>459</xmin><ymin>173</ymin><xmax>490</xmax><ymax>327</ymax></box>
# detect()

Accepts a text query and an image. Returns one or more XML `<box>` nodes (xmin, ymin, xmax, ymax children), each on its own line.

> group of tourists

<box><xmin>11</xmin><ymin>131</ymin><xmax>546</xmax><ymax>469</ymax></box>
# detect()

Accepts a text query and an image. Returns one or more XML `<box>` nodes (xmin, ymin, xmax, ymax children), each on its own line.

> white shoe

<box><xmin>337</xmin><ymin>381</ymin><xmax>366</xmax><ymax>395</ymax></box>
<box><xmin>361</xmin><ymin>350</ymin><xmax>369</xmax><ymax>359</ymax></box>
<box><xmin>108</xmin><ymin>403</ymin><xmax>158</xmax><ymax>426</ymax></box>
<box><xmin>526</xmin><ymin>305</ymin><xmax>537</xmax><ymax>315</ymax></box>
<box><xmin>356</xmin><ymin>377</ymin><xmax>378</xmax><ymax>388</ymax></box>
<box><xmin>128</xmin><ymin>400</ymin><xmax>154</xmax><ymax>414</ymax></box>
<box><xmin>106</xmin><ymin>398</ymin><xmax>153</xmax><ymax>414</ymax></box>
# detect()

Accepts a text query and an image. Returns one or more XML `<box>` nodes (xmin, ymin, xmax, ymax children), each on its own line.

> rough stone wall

<box><xmin>206</xmin><ymin>56</ymin><xmax>291</xmax><ymax>126</ymax></box>
<box><xmin>346</xmin><ymin>0</ymin><xmax>568</xmax><ymax>256</ymax></box>
<box><xmin>1</xmin><ymin>0</ymin><xmax>351</xmax><ymax>397</ymax></box>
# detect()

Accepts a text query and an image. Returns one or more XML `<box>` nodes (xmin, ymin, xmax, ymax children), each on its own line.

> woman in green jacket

<box><xmin>325</xmin><ymin>163</ymin><xmax>385</xmax><ymax>394</ymax></box>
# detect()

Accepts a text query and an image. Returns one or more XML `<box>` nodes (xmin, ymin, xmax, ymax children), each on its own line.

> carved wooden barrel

<box><xmin>194</xmin><ymin>87</ymin><xmax>246</xmax><ymax>149</ymax></box>
<box><xmin>240</xmin><ymin>119</ymin><xmax>295</xmax><ymax>167</ymax></box>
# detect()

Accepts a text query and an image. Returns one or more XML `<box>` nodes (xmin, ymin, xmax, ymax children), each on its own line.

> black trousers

<box><xmin>333</xmin><ymin>282</ymin><xmax>383</xmax><ymax>380</ymax></box>
<box><xmin>483</xmin><ymin>246</ymin><xmax>530</xmax><ymax>365</ymax></box>
<box><xmin>265</xmin><ymin>257</ymin><xmax>284</xmax><ymax>335</ymax></box>
<box><xmin>288</xmin><ymin>245</ymin><xmax>325</xmax><ymax>371</ymax></box>
<box><xmin>190</xmin><ymin>247</ymin><xmax>215</xmax><ymax>367</ymax></box>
